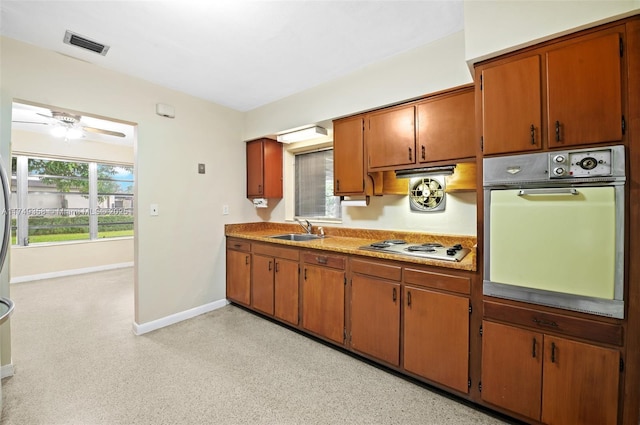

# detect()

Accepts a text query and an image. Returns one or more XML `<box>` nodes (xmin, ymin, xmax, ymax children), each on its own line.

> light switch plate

<box><xmin>222</xmin><ymin>205</ymin><xmax>229</xmax><ymax>215</ymax></box>
<box><xmin>198</xmin><ymin>163</ymin><xmax>205</xmax><ymax>174</ymax></box>
<box><xmin>150</xmin><ymin>204</ymin><xmax>159</xmax><ymax>216</ymax></box>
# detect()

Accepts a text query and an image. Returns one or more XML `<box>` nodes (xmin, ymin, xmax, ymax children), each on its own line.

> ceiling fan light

<box><xmin>66</xmin><ymin>127</ymin><xmax>83</xmax><ymax>139</ymax></box>
<box><xmin>50</xmin><ymin>125</ymin><xmax>66</xmax><ymax>138</ymax></box>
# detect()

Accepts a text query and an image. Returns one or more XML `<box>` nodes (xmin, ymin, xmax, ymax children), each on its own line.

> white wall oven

<box><xmin>483</xmin><ymin>145</ymin><xmax>626</xmax><ymax>318</ymax></box>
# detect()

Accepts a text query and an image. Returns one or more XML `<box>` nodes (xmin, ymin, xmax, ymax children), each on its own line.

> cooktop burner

<box><xmin>359</xmin><ymin>241</ymin><xmax>470</xmax><ymax>262</ymax></box>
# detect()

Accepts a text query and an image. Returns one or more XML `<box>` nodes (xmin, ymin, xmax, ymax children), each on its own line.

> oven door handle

<box><xmin>517</xmin><ymin>188</ymin><xmax>579</xmax><ymax>196</ymax></box>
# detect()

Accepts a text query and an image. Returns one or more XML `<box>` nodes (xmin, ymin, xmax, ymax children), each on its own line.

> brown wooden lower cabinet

<box><xmin>301</xmin><ymin>254</ymin><xmax>346</xmax><ymax>344</ymax></box>
<box><xmin>226</xmin><ymin>242</ymin><xmax>251</xmax><ymax>306</ymax></box>
<box><xmin>251</xmin><ymin>243</ymin><xmax>300</xmax><ymax>324</ymax></box>
<box><xmin>403</xmin><ymin>285</ymin><xmax>470</xmax><ymax>393</ymax></box>
<box><xmin>350</xmin><ymin>274</ymin><xmax>401</xmax><ymax>366</ymax></box>
<box><xmin>482</xmin><ymin>320</ymin><xmax>620</xmax><ymax>424</ymax></box>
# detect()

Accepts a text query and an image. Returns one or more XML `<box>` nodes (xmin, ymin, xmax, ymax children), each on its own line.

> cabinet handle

<box><xmin>408</xmin><ymin>147</ymin><xmax>412</xmax><ymax>161</ymax></box>
<box><xmin>555</xmin><ymin>121</ymin><xmax>561</xmax><ymax>142</ymax></box>
<box><xmin>551</xmin><ymin>342</ymin><xmax>557</xmax><ymax>363</ymax></box>
<box><xmin>392</xmin><ymin>287</ymin><xmax>397</xmax><ymax>302</ymax></box>
<box><xmin>275</xmin><ymin>262</ymin><xmax>279</xmax><ymax>273</ymax></box>
<box><xmin>233</xmin><ymin>243</ymin><xmax>241</xmax><ymax>248</ymax></box>
<box><xmin>268</xmin><ymin>260</ymin><xmax>272</xmax><ymax>271</ymax></box>
<box><xmin>245</xmin><ymin>255</ymin><xmax>249</xmax><ymax>265</ymax></box>
<box><xmin>258</xmin><ymin>184</ymin><xmax>263</xmax><ymax>194</ymax></box>
<box><xmin>532</xmin><ymin>317</ymin><xmax>559</xmax><ymax>327</ymax></box>
<box><xmin>421</xmin><ymin>145</ymin><xmax>426</xmax><ymax>160</ymax></box>
<box><xmin>304</xmin><ymin>268</ymin><xmax>307</xmax><ymax>280</ymax></box>
<box><xmin>532</xmin><ymin>337</ymin><xmax>537</xmax><ymax>358</ymax></box>
<box><xmin>407</xmin><ymin>291</ymin><xmax>412</xmax><ymax>307</ymax></box>
<box><xmin>316</xmin><ymin>256</ymin><xmax>328</xmax><ymax>264</ymax></box>
<box><xmin>336</xmin><ymin>180</ymin><xmax>340</xmax><ymax>191</ymax></box>
<box><xmin>530</xmin><ymin>124</ymin><xmax>535</xmax><ymax>145</ymax></box>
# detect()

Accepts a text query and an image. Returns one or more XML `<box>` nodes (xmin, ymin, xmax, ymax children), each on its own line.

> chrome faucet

<box><xmin>295</xmin><ymin>218</ymin><xmax>312</xmax><ymax>234</ymax></box>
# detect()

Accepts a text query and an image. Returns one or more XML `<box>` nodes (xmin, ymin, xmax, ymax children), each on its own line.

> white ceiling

<box><xmin>0</xmin><ymin>0</ymin><xmax>464</xmax><ymax>113</ymax></box>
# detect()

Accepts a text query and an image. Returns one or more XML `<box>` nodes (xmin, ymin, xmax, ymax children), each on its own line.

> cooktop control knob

<box><xmin>553</xmin><ymin>167</ymin><xmax>565</xmax><ymax>176</ymax></box>
<box><xmin>446</xmin><ymin>249</ymin><xmax>456</xmax><ymax>256</ymax></box>
<box><xmin>553</xmin><ymin>155</ymin><xmax>566</xmax><ymax>163</ymax></box>
<box><xmin>453</xmin><ymin>244</ymin><xmax>463</xmax><ymax>250</ymax></box>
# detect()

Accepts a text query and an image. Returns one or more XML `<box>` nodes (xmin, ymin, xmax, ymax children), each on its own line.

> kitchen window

<box><xmin>294</xmin><ymin>149</ymin><xmax>341</xmax><ymax>220</ymax></box>
<box><xmin>11</xmin><ymin>155</ymin><xmax>134</xmax><ymax>245</ymax></box>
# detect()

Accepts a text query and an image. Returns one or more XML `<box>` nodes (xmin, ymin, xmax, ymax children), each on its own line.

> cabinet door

<box><xmin>246</xmin><ymin>139</ymin><xmax>283</xmax><ymax>198</ymax></box>
<box><xmin>246</xmin><ymin>140</ymin><xmax>264</xmax><ymax>197</ymax></box>
<box><xmin>541</xmin><ymin>336</ymin><xmax>619</xmax><ymax>425</ymax></box>
<box><xmin>334</xmin><ymin>116</ymin><xmax>365</xmax><ymax>195</ymax></box>
<box><xmin>226</xmin><ymin>249</ymin><xmax>251</xmax><ymax>306</ymax></box>
<box><xmin>301</xmin><ymin>264</ymin><xmax>345</xmax><ymax>344</ymax></box>
<box><xmin>403</xmin><ymin>286</ymin><xmax>469</xmax><ymax>393</ymax></box>
<box><xmin>481</xmin><ymin>321</ymin><xmax>543</xmax><ymax>420</ymax></box>
<box><xmin>417</xmin><ymin>88</ymin><xmax>475</xmax><ymax>163</ymax></box>
<box><xmin>274</xmin><ymin>258</ymin><xmax>299</xmax><ymax>325</ymax></box>
<box><xmin>350</xmin><ymin>274</ymin><xmax>400</xmax><ymax>366</ymax></box>
<box><xmin>547</xmin><ymin>31</ymin><xmax>623</xmax><ymax>148</ymax></box>
<box><xmin>252</xmin><ymin>254</ymin><xmax>275</xmax><ymax>315</ymax></box>
<box><xmin>481</xmin><ymin>55</ymin><xmax>542</xmax><ymax>155</ymax></box>
<box><xmin>367</xmin><ymin>105</ymin><xmax>416</xmax><ymax>169</ymax></box>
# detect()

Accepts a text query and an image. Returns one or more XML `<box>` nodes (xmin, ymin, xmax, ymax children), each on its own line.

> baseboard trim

<box><xmin>10</xmin><ymin>262</ymin><xmax>134</xmax><ymax>284</ymax></box>
<box><xmin>132</xmin><ymin>298</ymin><xmax>229</xmax><ymax>336</ymax></box>
<box><xmin>1</xmin><ymin>363</ymin><xmax>14</xmax><ymax>379</ymax></box>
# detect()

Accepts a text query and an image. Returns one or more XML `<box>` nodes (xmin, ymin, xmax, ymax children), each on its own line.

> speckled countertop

<box><xmin>225</xmin><ymin>222</ymin><xmax>477</xmax><ymax>272</ymax></box>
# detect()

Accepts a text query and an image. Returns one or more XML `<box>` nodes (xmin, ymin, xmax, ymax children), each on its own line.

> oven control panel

<box><xmin>549</xmin><ymin>148</ymin><xmax>612</xmax><ymax>178</ymax></box>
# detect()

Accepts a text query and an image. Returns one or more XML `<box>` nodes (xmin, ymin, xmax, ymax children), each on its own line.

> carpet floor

<box><xmin>1</xmin><ymin>268</ymin><xmax>514</xmax><ymax>424</ymax></box>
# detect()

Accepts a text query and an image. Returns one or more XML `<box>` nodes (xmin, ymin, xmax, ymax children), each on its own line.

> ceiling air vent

<box><xmin>63</xmin><ymin>30</ymin><xmax>110</xmax><ymax>56</ymax></box>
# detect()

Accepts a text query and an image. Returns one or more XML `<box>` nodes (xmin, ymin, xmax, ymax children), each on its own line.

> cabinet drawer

<box><xmin>252</xmin><ymin>243</ymin><xmax>299</xmax><ymax>261</ymax></box>
<box><xmin>226</xmin><ymin>238</ymin><xmax>251</xmax><ymax>252</ymax></box>
<box><xmin>484</xmin><ymin>301</ymin><xmax>623</xmax><ymax>346</ymax></box>
<box><xmin>303</xmin><ymin>252</ymin><xmax>345</xmax><ymax>270</ymax></box>
<box><xmin>404</xmin><ymin>268</ymin><xmax>470</xmax><ymax>295</ymax></box>
<box><xmin>351</xmin><ymin>258</ymin><xmax>401</xmax><ymax>281</ymax></box>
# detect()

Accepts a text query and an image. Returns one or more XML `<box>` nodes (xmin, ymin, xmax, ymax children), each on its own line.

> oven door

<box><xmin>483</xmin><ymin>184</ymin><xmax>624</xmax><ymax>318</ymax></box>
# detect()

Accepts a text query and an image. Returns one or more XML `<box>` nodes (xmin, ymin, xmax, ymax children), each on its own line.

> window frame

<box><xmin>11</xmin><ymin>154</ymin><xmax>134</xmax><ymax>246</ymax></box>
<box><xmin>284</xmin><ymin>140</ymin><xmax>341</xmax><ymax>224</ymax></box>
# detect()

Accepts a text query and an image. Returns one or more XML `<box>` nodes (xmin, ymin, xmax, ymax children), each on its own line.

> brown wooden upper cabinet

<box><xmin>365</xmin><ymin>85</ymin><xmax>476</xmax><ymax>171</ymax></box>
<box><xmin>246</xmin><ymin>138</ymin><xmax>283</xmax><ymax>199</ymax></box>
<box><xmin>333</xmin><ymin>115</ymin><xmax>366</xmax><ymax>195</ymax></box>
<box><xmin>416</xmin><ymin>86</ymin><xmax>476</xmax><ymax>163</ymax></box>
<box><xmin>478</xmin><ymin>25</ymin><xmax>625</xmax><ymax>155</ymax></box>
<box><xmin>366</xmin><ymin>104</ymin><xmax>416</xmax><ymax>170</ymax></box>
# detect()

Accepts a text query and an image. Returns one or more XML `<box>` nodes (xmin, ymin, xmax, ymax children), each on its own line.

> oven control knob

<box><xmin>553</xmin><ymin>167</ymin><xmax>565</xmax><ymax>176</ymax></box>
<box><xmin>553</xmin><ymin>155</ymin><xmax>566</xmax><ymax>163</ymax></box>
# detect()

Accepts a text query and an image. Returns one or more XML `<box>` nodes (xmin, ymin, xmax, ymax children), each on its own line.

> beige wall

<box><xmin>464</xmin><ymin>0</ymin><xmax>640</xmax><ymax>65</ymax></box>
<box><xmin>10</xmin><ymin>239</ymin><xmax>133</xmax><ymax>281</ymax></box>
<box><xmin>0</xmin><ymin>36</ymin><xmax>247</xmax><ymax>339</ymax></box>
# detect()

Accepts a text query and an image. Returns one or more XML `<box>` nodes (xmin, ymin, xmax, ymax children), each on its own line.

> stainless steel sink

<box><xmin>268</xmin><ymin>233</ymin><xmax>323</xmax><ymax>242</ymax></box>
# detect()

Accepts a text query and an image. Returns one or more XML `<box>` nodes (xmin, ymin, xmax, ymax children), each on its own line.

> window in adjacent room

<box><xmin>294</xmin><ymin>149</ymin><xmax>341</xmax><ymax>220</ymax></box>
<box><xmin>10</xmin><ymin>155</ymin><xmax>134</xmax><ymax>245</ymax></box>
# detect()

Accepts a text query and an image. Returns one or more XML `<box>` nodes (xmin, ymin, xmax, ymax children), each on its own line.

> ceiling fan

<box><xmin>13</xmin><ymin>110</ymin><xmax>126</xmax><ymax>138</ymax></box>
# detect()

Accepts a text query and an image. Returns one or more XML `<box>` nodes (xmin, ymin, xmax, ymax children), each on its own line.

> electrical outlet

<box><xmin>222</xmin><ymin>205</ymin><xmax>229</xmax><ymax>215</ymax></box>
<box><xmin>150</xmin><ymin>204</ymin><xmax>159</xmax><ymax>216</ymax></box>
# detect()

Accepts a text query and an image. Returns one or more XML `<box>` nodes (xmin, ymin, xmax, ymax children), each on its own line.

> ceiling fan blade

<box><xmin>36</xmin><ymin>112</ymin><xmax>54</xmax><ymax>119</ymax></box>
<box><xmin>12</xmin><ymin>120</ymin><xmax>48</xmax><ymax>125</ymax></box>
<box><xmin>83</xmin><ymin>126</ymin><xmax>126</xmax><ymax>138</ymax></box>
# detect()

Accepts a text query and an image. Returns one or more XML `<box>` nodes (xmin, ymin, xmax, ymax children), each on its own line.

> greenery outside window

<box><xmin>11</xmin><ymin>155</ymin><xmax>134</xmax><ymax>245</ymax></box>
<box><xmin>294</xmin><ymin>149</ymin><xmax>341</xmax><ymax>220</ymax></box>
